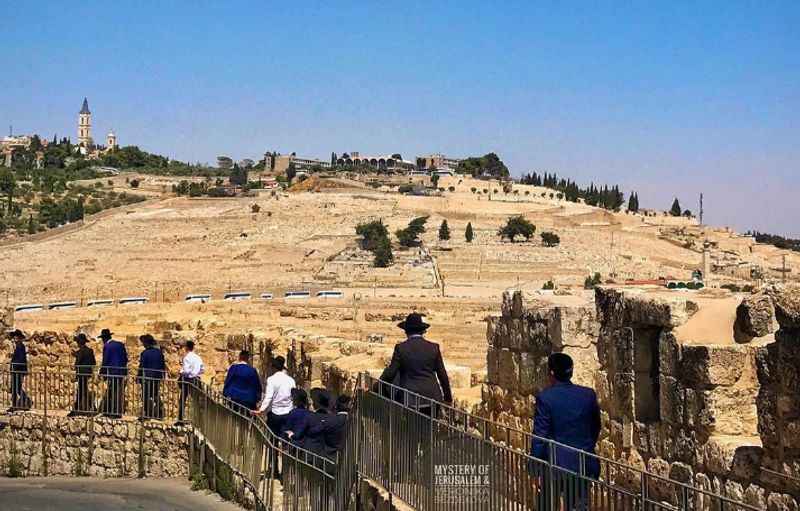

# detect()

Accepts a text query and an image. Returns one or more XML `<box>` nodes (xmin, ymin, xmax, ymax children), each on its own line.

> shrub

<box><xmin>470</xmin><ymin>187</ymin><xmax>477</xmax><ymax>193</ymax></box>
<box><xmin>251</xmin><ymin>203</ymin><xmax>261</xmax><ymax>214</ymax></box>
<box><xmin>498</xmin><ymin>215</ymin><xmax>535</xmax><ymax>242</ymax></box>
<box><xmin>542</xmin><ymin>280</ymin><xmax>555</xmax><ymax>290</ymax></box>
<box><xmin>465</xmin><ymin>222</ymin><xmax>474</xmax><ymax>243</ymax></box>
<box><xmin>584</xmin><ymin>272</ymin><xmax>602</xmax><ymax>290</ymax></box>
<box><xmin>540</xmin><ymin>231</ymin><xmax>560</xmax><ymax>247</ymax></box>
<box><xmin>129</xmin><ymin>179</ymin><xmax>140</xmax><ymax>188</ymax></box>
<box><xmin>373</xmin><ymin>236</ymin><xmax>394</xmax><ymax>267</ymax></box>
<box><xmin>438</xmin><ymin>219</ymin><xmax>451</xmax><ymax>241</ymax></box>
<box><xmin>398</xmin><ymin>184</ymin><xmax>414</xmax><ymax>193</ymax></box>
<box><xmin>677</xmin><ymin>282</ymin><xmax>687</xmax><ymax>289</ymax></box>
<box><xmin>448</xmin><ymin>186</ymin><xmax>455</xmax><ymax>192</ymax></box>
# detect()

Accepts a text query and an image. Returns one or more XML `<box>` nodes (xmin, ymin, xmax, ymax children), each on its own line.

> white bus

<box><xmin>185</xmin><ymin>294</ymin><xmax>212</xmax><ymax>303</ymax></box>
<box><xmin>87</xmin><ymin>299</ymin><xmax>114</xmax><ymax>308</ymax></box>
<box><xmin>224</xmin><ymin>292</ymin><xmax>251</xmax><ymax>301</ymax></box>
<box><xmin>284</xmin><ymin>290</ymin><xmax>311</xmax><ymax>299</ymax></box>
<box><xmin>316</xmin><ymin>290</ymin><xmax>344</xmax><ymax>299</ymax></box>
<box><xmin>48</xmin><ymin>301</ymin><xmax>78</xmax><ymax>310</ymax></box>
<box><xmin>15</xmin><ymin>304</ymin><xmax>44</xmax><ymax>314</ymax></box>
<box><xmin>119</xmin><ymin>297</ymin><xmax>149</xmax><ymax>305</ymax></box>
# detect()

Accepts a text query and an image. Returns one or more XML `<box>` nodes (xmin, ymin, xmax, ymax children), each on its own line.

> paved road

<box><xmin>0</xmin><ymin>477</ymin><xmax>244</xmax><ymax>511</ymax></box>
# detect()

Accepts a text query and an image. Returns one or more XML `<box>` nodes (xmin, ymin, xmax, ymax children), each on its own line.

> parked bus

<box><xmin>87</xmin><ymin>299</ymin><xmax>114</xmax><ymax>308</ymax></box>
<box><xmin>119</xmin><ymin>297</ymin><xmax>149</xmax><ymax>305</ymax></box>
<box><xmin>185</xmin><ymin>294</ymin><xmax>211</xmax><ymax>303</ymax></box>
<box><xmin>48</xmin><ymin>301</ymin><xmax>78</xmax><ymax>311</ymax></box>
<box><xmin>284</xmin><ymin>291</ymin><xmax>311</xmax><ymax>299</ymax></box>
<box><xmin>316</xmin><ymin>290</ymin><xmax>344</xmax><ymax>299</ymax></box>
<box><xmin>224</xmin><ymin>292</ymin><xmax>251</xmax><ymax>301</ymax></box>
<box><xmin>15</xmin><ymin>304</ymin><xmax>44</xmax><ymax>314</ymax></box>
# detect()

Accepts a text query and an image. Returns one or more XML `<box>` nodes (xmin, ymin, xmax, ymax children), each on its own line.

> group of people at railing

<box><xmin>4</xmin><ymin>328</ymin><xmax>204</xmax><ymax>422</ymax></box>
<box><xmin>221</xmin><ymin>351</ymin><xmax>351</xmax><ymax>462</ymax></box>
<box><xmin>5</xmin><ymin>311</ymin><xmax>609</xmax><ymax>509</ymax></box>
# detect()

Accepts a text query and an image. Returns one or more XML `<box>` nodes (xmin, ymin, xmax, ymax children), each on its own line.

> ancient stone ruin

<box><xmin>482</xmin><ymin>286</ymin><xmax>800</xmax><ymax>510</ymax></box>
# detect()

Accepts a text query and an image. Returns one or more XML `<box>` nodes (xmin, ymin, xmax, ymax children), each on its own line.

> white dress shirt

<box><xmin>181</xmin><ymin>351</ymin><xmax>205</xmax><ymax>379</ymax></box>
<box><xmin>258</xmin><ymin>370</ymin><xmax>296</xmax><ymax>415</ymax></box>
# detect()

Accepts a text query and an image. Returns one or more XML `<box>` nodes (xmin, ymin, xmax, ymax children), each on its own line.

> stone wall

<box><xmin>0</xmin><ymin>413</ymin><xmax>188</xmax><ymax>478</ymax></box>
<box><xmin>481</xmin><ymin>289</ymin><xmax>800</xmax><ymax>510</ymax></box>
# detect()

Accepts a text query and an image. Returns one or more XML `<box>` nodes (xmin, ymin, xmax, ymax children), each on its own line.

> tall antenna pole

<box><xmin>699</xmin><ymin>193</ymin><xmax>704</xmax><ymax>226</ymax></box>
<box><xmin>783</xmin><ymin>254</ymin><xmax>787</xmax><ymax>284</ymax></box>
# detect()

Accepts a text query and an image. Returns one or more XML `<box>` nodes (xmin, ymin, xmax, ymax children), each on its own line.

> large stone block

<box><xmin>659</xmin><ymin>331</ymin><xmax>681</xmax><ymax>376</ymax></box>
<box><xmin>771</xmin><ymin>285</ymin><xmax>800</xmax><ymax>331</ymax></box>
<box><xmin>735</xmin><ymin>294</ymin><xmax>777</xmax><ymax>341</ymax></box>
<box><xmin>659</xmin><ymin>375</ymin><xmax>684</xmax><ymax>425</ymax></box>
<box><xmin>497</xmin><ymin>349</ymin><xmax>519</xmax><ymax>390</ymax></box>
<box><xmin>679</xmin><ymin>345</ymin><xmax>749</xmax><ymax>387</ymax></box>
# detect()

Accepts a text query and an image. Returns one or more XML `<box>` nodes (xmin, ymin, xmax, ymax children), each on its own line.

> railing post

<box><xmin>42</xmin><ymin>366</ymin><xmax>49</xmax><ymax>476</ymax></box>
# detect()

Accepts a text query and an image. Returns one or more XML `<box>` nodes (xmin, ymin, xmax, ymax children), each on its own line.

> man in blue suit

<box><xmin>530</xmin><ymin>353</ymin><xmax>601</xmax><ymax>510</ymax></box>
<box><xmin>137</xmin><ymin>334</ymin><xmax>166</xmax><ymax>420</ymax></box>
<box><xmin>98</xmin><ymin>329</ymin><xmax>128</xmax><ymax>418</ymax></box>
<box><xmin>222</xmin><ymin>350</ymin><xmax>262</xmax><ymax>413</ymax></box>
<box><xmin>8</xmin><ymin>330</ymin><xmax>31</xmax><ymax>412</ymax></box>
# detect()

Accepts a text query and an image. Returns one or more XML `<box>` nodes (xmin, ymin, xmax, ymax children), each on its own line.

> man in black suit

<box><xmin>8</xmin><ymin>329</ymin><xmax>30</xmax><ymax>412</ymax></box>
<box><xmin>379</xmin><ymin>312</ymin><xmax>453</xmax><ymax>413</ymax></box>
<box><xmin>379</xmin><ymin>313</ymin><xmax>452</xmax><ymax>487</ymax></box>
<box><xmin>70</xmin><ymin>333</ymin><xmax>96</xmax><ymax>416</ymax></box>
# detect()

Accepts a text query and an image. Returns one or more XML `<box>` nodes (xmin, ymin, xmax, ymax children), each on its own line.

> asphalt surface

<box><xmin>0</xmin><ymin>477</ymin><xmax>244</xmax><ymax>511</ymax></box>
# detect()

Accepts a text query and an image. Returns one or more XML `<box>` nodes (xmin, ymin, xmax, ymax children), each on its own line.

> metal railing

<box><xmin>0</xmin><ymin>366</ymin><xmax>765</xmax><ymax>510</ymax></box>
<box><xmin>358</xmin><ymin>374</ymin><xmax>763</xmax><ymax>511</ymax></box>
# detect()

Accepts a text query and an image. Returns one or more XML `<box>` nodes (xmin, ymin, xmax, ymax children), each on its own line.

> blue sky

<box><xmin>2</xmin><ymin>2</ymin><xmax>798</xmax><ymax>235</ymax></box>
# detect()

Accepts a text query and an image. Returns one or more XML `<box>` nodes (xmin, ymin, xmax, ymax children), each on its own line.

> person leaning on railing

<box><xmin>222</xmin><ymin>350</ymin><xmax>262</xmax><ymax>413</ymax></box>
<box><xmin>529</xmin><ymin>353</ymin><xmax>601</xmax><ymax>511</ymax></box>
<box><xmin>7</xmin><ymin>329</ymin><xmax>31</xmax><ymax>412</ymax></box>
<box><xmin>98</xmin><ymin>329</ymin><xmax>128</xmax><ymax>419</ymax></box>
<box><xmin>177</xmin><ymin>339</ymin><xmax>204</xmax><ymax>425</ymax></box>
<box><xmin>69</xmin><ymin>333</ymin><xmax>96</xmax><ymax>417</ymax></box>
<box><xmin>137</xmin><ymin>334</ymin><xmax>167</xmax><ymax>420</ymax></box>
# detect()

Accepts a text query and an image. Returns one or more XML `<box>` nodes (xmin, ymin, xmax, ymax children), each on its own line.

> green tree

<box><xmin>286</xmin><ymin>162</ymin><xmax>297</xmax><ymax>183</ymax></box>
<box><xmin>628</xmin><ymin>192</ymin><xmax>639</xmax><ymax>212</ymax></box>
<box><xmin>584</xmin><ymin>272</ymin><xmax>602</xmax><ymax>289</ymax></box>
<box><xmin>396</xmin><ymin>216</ymin><xmax>429</xmax><ymax>247</ymax></box>
<box><xmin>542</xmin><ymin>280</ymin><xmax>555</xmax><ymax>290</ymax></box>
<box><xmin>456</xmin><ymin>153</ymin><xmax>510</xmax><ymax>177</ymax></box>
<box><xmin>373</xmin><ymin>236</ymin><xmax>394</xmax><ymax>267</ymax></box>
<box><xmin>27</xmin><ymin>215</ymin><xmax>37</xmax><ymax>234</ymax></box>
<box><xmin>465</xmin><ymin>222</ymin><xmax>474</xmax><ymax>243</ymax></box>
<box><xmin>438</xmin><ymin>219</ymin><xmax>450</xmax><ymax>241</ymax></box>
<box><xmin>0</xmin><ymin>168</ymin><xmax>16</xmax><ymax>215</ymax></box>
<box><xmin>540</xmin><ymin>231</ymin><xmax>560</xmax><ymax>247</ymax></box>
<box><xmin>498</xmin><ymin>215</ymin><xmax>535</xmax><ymax>242</ymax></box>
<box><xmin>356</xmin><ymin>220</ymin><xmax>389</xmax><ymax>251</ymax></box>
<box><xmin>670</xmin><ymin>198</ymin><xmax>682</xmax><ymax>217</ymax></box>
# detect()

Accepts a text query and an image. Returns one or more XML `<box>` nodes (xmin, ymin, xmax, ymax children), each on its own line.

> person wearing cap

<box><xmin>222</xmin><ymin>350</ymin><xmax>262</xmax><ymax>413</ymax></box>
<box><xmin>253</xmin><ymin>355</ymin><xmax>296</xmax><ymax>436</ymax></box>
<box><xmin>7</xmin><ymin>329</ymin><xmax>31</xmax><ymax>412</ymax></box>
<box><xmin>530</xmin><ymin>353</ymin><xmax>601</xmax><ymax>511</ymax></box>
<box><xmin>137</xmin><ymin>334</ymin><xmax>166</xmax><ymax>420</ymax></box>
<box><xmin>177</xmin><ymin>340</ymin><xmax>204</xmax><ymax>424</ymax></box>
<box><xmin>379</xmin><ymin>312</ymin><xmax>453</xmax><ymax>413</ymax></box>
<box><xmin>98</xmin><ymin>328</ymin><xmax>128</xmax><ymax>418</ymax></box>
<box><xmin>70</xmin><ymin>333</ymin><xmax>96</xmax><ymax>416</ymax></box>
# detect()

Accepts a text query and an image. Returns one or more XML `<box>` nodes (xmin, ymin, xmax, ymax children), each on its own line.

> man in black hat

<box><xmin>7</xmin><ymin>329</ymin><xmax>31</xmax><ymax>412</ymax></box>
<box><xmin>137</xmin><ymin>334</ymin><xmax>166</xmax><ymax>420</ymax></box>
<box><xmin>98</xmin><ymin>328</ymin><xmax>128</xmax><ymax>418</ymax></box>
<box><xmin>70</xmin><ymin>333</ymin><xmax>96</xmax><ymax>416</ymax></box>
<box><xmin>379</xmin><ymin>312</ymin><xmax>453</xmax><ymax>413</ymax></box>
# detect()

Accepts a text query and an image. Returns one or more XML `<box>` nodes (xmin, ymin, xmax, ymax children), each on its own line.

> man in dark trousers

<box><xmin>379</xmin><ymin>312</ymin><xmax>453</xmax><ymax>412</ymax></box>
<box><xmin>98</xmin><ymin>329</ymin><xmax>128</xmax><ymax>418</ymax></box>
<box><xmin>530</xmin><ymin>353</ymin><xmax>601</xmax><ymax>511</ymax></box>
<box><xmin>70</xmin><ymin>333</ymin><xmax>96</xmax><ymax>416</ymax></box>
<box><xmin>379</xmin><ymin>313</ymin><xmax>452</xmax><ymax>486</ymax></box>
<box><xmin>8</xmin><ymin>329</ymin><xmax>31</xmax><ymax>412</ymax></box>
<box><xmin>222</xmin><ymin>350</ymin><xmax>262</xmax><ymax>413</ymax></box>
<box><xmin>137</xmin><ymin>334</ymin><xmax>166</xmax><ymax>420</ymax></box>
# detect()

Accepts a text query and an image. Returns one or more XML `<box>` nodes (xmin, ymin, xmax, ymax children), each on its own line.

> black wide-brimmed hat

<box><xmin>74</xmin><ymin>333</ymin><xmax>89</xmax><ymax>344</ymax></box>
<box><xmin>9</xmin><ymin>329</ymin><xmax>25</xmax><ymax>340</ymax></box>
<box><xmin>397</xmin><ymin>312</ymin><xmax>429</xmax><ymax>332</ymax></box>
<box><xmin>139</xmin><ymin>334</ymin><xmax>156</xmax><ymax>346</ymax></box>
<box><xmin>97</xmin><ymin>329</ymin><xmax>113</xmax><ymax>340</ymax></box>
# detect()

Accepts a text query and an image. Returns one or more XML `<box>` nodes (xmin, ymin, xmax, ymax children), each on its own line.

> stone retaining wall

<box><xmin>0</xmin><ymin>413</ymin><xmax>188</xmax><ymax>478</ymax></box>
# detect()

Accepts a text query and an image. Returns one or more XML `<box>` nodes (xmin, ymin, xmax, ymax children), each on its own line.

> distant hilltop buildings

<box><xmin>76</xmin><ymin>97</ymin><xmax>118</xmax><ymax>156</ymax></box>
<box><xmin>1</xmin><ymin>97</ymin><xmax>118</xmax><ymax>167</ymax></box>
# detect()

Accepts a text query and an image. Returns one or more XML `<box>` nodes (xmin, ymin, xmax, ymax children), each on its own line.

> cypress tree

<box><xmin>670</xmin><ymin>198</ymin><xmax>682</xmax><ymax>217</ymax></box>
<box><xmin>465</xmin><ymin>222</ymin><xmax>474</xmax><ymax>243</ymax></box>
<box><xmin>439</xmin><ymin>219</ymin><xmax>451</xmax><ymax>241</ymax></box>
